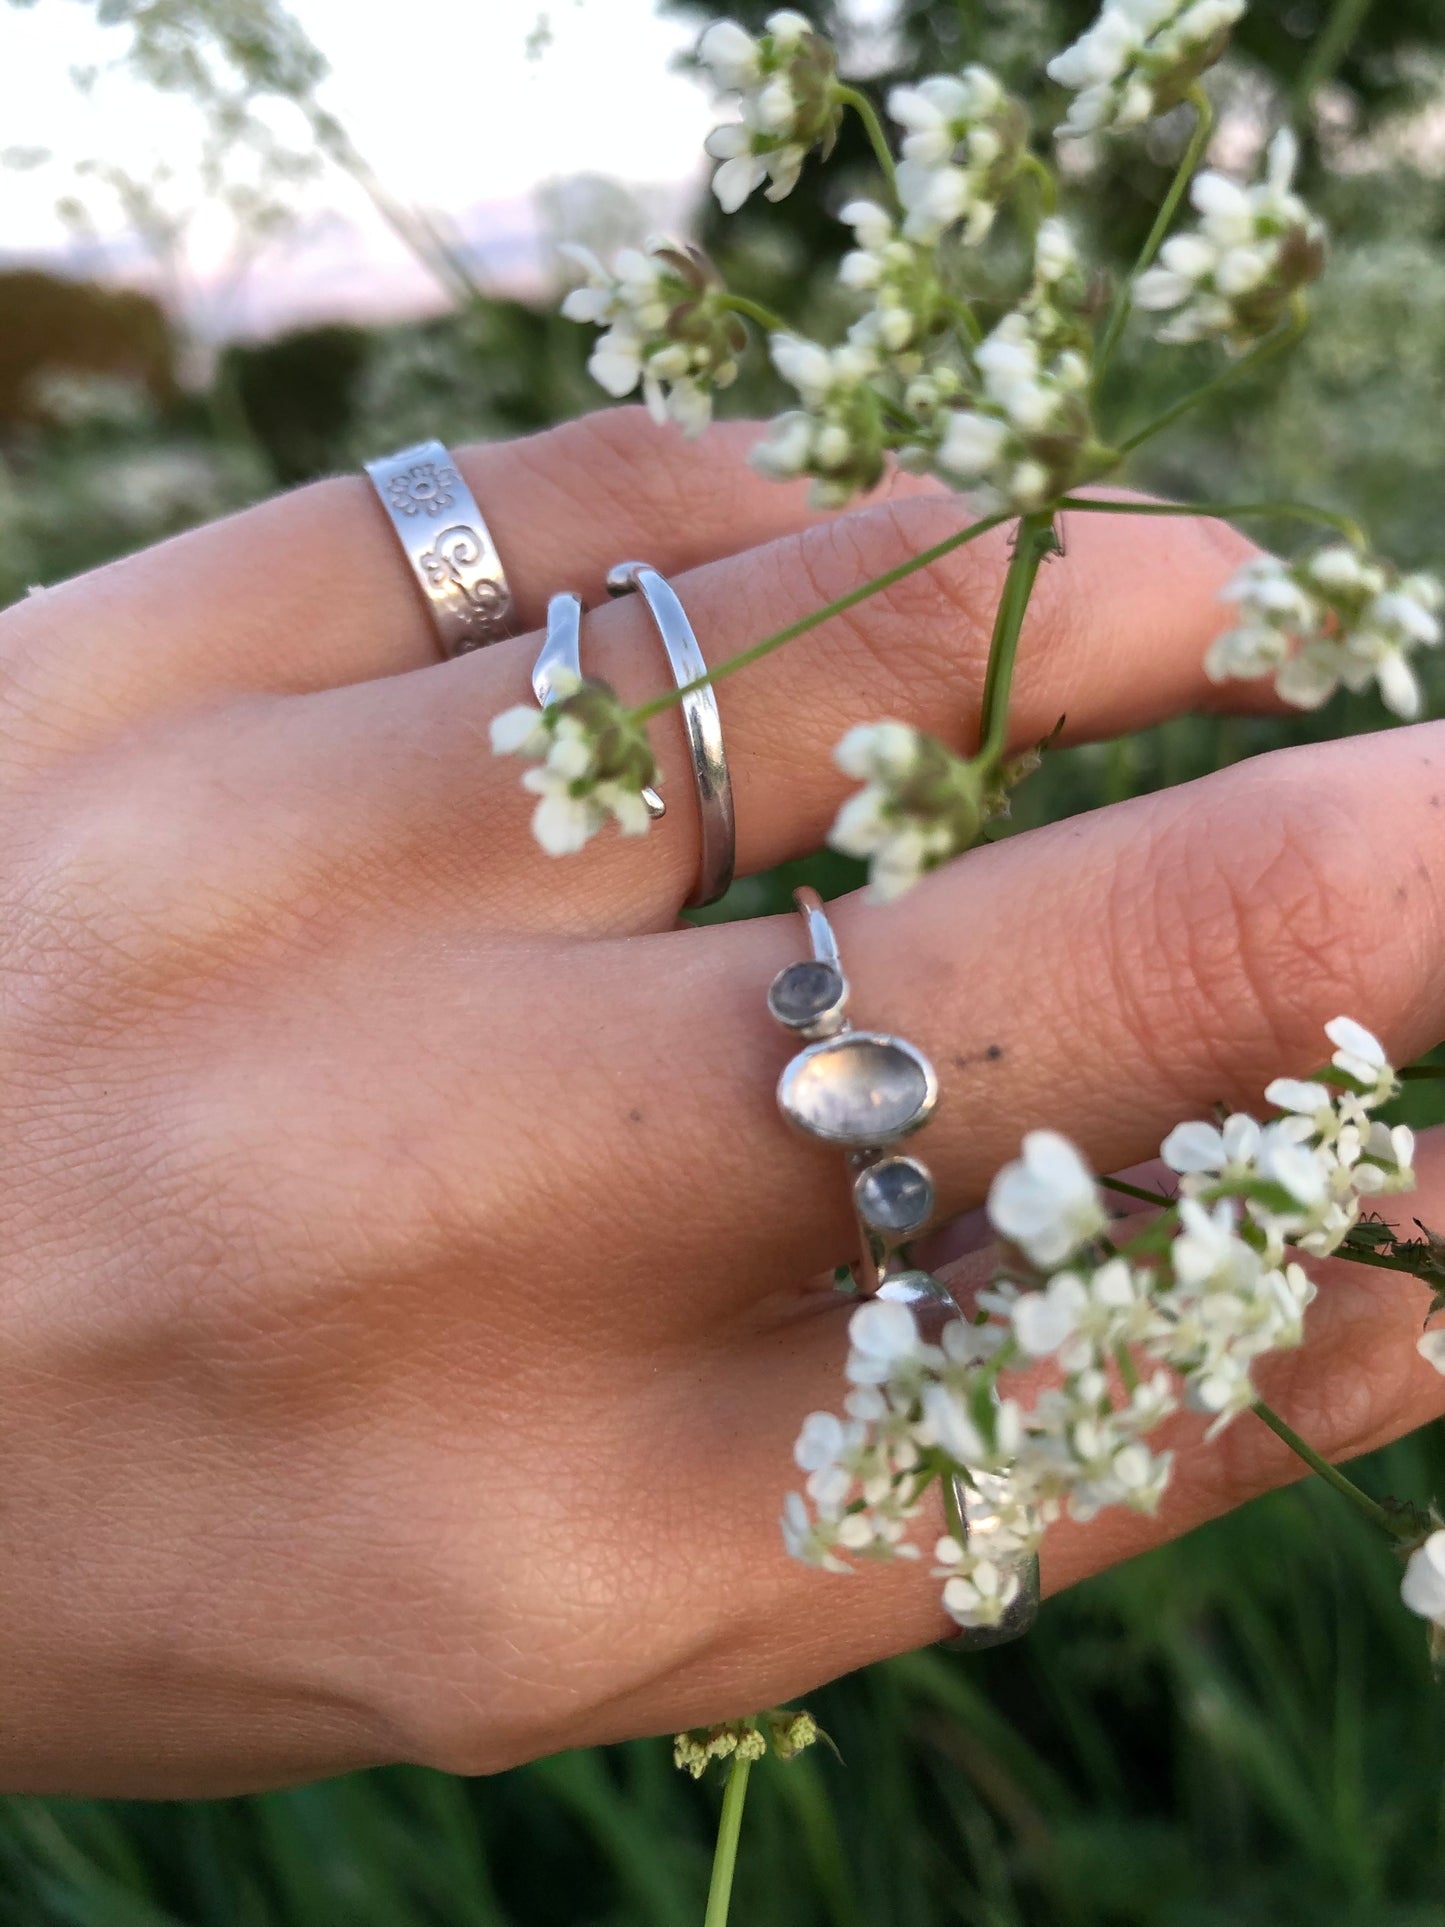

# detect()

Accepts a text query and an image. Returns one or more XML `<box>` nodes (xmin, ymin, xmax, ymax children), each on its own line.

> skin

<box><xmin>0</xmin><ymin>404</ymin><xmax>1441</xmax><ymax>1798</ymax></box>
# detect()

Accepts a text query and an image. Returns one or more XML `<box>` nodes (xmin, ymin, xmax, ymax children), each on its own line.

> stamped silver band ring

<box><xmin>606</xmin><ymin>561</ymin><xmax>735</xmax><ymax>908</ymax></box>
<box><xmin>533</xmin><ymin>593</ymin><xmax>665</xmax><ymax>819</ymax></box>
<box><xmin>769</xmin><ymin>887</ymin><xmax>1040</xmax><ymax>1648</ymax></box>
<box><xmin>364</xmin><ymin>439</ymin><xmax>514</xmax><ymax>658</ymax></box>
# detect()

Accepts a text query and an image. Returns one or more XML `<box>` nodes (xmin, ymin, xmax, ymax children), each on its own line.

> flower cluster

<box><xmin>782</xmin><ymin>1020</ymin><xmax>1416</xmax><ymax>1631</ymax></box>
<box><xmin>1048</xmin><ymin>0</ymin><xmax>1245</xmax><ymax>139</ymax></box>
<box><xmin>673</xmin><ymin>1709</ymin><xmax>821</xmax><ymax>1778</ymax></box>
<box><xmin>750</xmin><ymin>333</ymin><xmax>890</xmax><ymax>507</ymax></box>
<box><xmin>1134</xmin><ymin>131</ymin><xmax>1327</xmax><ymax>349</ymax></box>
<box><xmin>698</xmin><ymin>10</ymin><xmax>842</xmax><ymax>211</ymax></box>
<box><xmin>826</xmin><ymin>720</ymin><xmax>988</xmax><ymax>900</ymax></box>
<box><xmin>1209</xmin><ymin>543</ymin><xmax>1443</xmax><ymax>720</ymax></box>
<box><xmin>836</xmin><ymin>197</ymin><xmax>945</xmax><ymax>360</ymax></box>
<box><xmin>489</xmin><ymin>671</ymin><xmax>659</xmax><ymax>855</ymax></box>
<box><xmin>887</xmin><ymin>66</ymin><xmax>1029</xmax><ymax>244</ymax></box>
<box><xmin>559</xmin><ymin>238</ymin><xmax>746</xmax><ymax>436</ymax></box>
<box><xmin>914</xmin><ymin>220</ymin><xmax>1097</xmax><ymax>512</ymax></box>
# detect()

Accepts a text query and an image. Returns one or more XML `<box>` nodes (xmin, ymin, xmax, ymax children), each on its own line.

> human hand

<box><xmin>0</xmin><ymin>408</ymin><xmax>1440</xmax><ymax>1796</ymax></box>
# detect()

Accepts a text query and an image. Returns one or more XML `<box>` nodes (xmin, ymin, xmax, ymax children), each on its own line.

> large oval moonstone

<box><xmin>778</xmin><ymin>1032</ymin><xmax>936</xmax><ymax>1147</ymax></box>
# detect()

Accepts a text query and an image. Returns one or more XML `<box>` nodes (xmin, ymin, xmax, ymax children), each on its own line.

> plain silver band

<box><xmin>606</xmin><ymin>561</ymin><xmax>735</xmax><ymax>908</ymax></box>
<box><xmin>534</xmin><ymin>594</ymin><xmax>664</xmax><ymax>818</ymax></box>
<box><xmin>364</xmin><ymin>439</ymin><xmax>514</xmax><ymax>659</ymax></box>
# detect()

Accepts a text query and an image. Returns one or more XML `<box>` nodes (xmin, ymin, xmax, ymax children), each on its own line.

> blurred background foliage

<box><xmin>2</xmin><ymin>0</ymin><xmax>1444</xmax><ymax>1919</ymax></box>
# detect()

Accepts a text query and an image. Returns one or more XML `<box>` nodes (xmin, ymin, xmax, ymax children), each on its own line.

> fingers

<box><xmin>617</xmin><ymin>1128</ymin><xmax>1445</xmax><ymax>1749</ymax></box>
<box><xmin>540</xmin><ymin>718</ymin><xmax>1445</xmax><ymax>1301</ymax></box>
<box><xmin>278</xmin><ymin>487</ymin><xmax>1260</xmax><ymax>936</ymax></box>
<box><xmin>0</xmin><ymin>409</ymin><xmax>877</xmax><ymax>759</ymax></box>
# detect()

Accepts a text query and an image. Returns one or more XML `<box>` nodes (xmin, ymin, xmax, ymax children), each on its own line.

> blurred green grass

<box><xmin>3</xmin><ymin>0</ymin><xmax>1445</xmax><ymax>1917</ymax></box>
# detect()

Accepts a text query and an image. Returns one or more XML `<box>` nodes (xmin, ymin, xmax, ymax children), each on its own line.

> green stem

<box><xmin>1250</xmin><ymin>1398</ymin><xmax>1412</xmax><ymax>1539</ymax></box>
<box><xmin>1096</xmin><ymin>85</ymin><xmax>1213</xmax><ymax>381</ymax></box>
<box><xmin>704</xmin><ymin>1753</ymin><xmax>753</xmax><ymax>1927</ymax></box>
<box><xmin>1057</xmin><ymin>493</ymin><xmax>1367</xmax><ymax>548</ymax></box>
<box><xmin>836</xmin><ymin>85</ymin><xmax>898</xmax><ymax>199</ymax></box>
<box><xmin>721</xmin><ymin>292</ymin><xmax>792</xmax><ymax>337</ymax></box>
<box><xmin>976</xmin><ymin>513</ymin><xmax>1053</xmax><ymax>767</ymax></box>
<box><xmin>631</xmin><ymin>511</ymin><xmax>1010</xmax><ymax>723</ymax></box>
<box><xmin>1101</xmin><ymin>1175</ymin><xmax>1174</xmax><ymax>1209</ymax></box>
<box><xmin>1295</xmin><ymin>0</ymin><xmax>1375</xmax><ymax>106</ymax></box>
<box><xmin>1019</xmin><ymin>152</ymin><xmax>1058</xmax><ymax>216</ymax></box>
<box><xmin>942</xmin><ymin>1468</ymin><xmax>967</xmax><ymax>1545</ymax></box>
<box><xmin>1118</xmin><ymin>297</ymin><xmax>1309</xmax><ymax>458</ymax></box>
<box><xmin>1324</xmin><ymin>1241</ymin><xmax>1438</xmax><ymax>1280</ymax></box>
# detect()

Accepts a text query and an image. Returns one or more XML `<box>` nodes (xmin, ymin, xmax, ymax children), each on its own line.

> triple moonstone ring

<box><xmin>769</xmin><ymin>885</ymin><xmax>1041</xmax><ymax>1650</ymax></box>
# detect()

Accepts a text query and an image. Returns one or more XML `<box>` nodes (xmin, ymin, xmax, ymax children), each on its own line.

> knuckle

<box><xmin>1109</xmin><ymin>745</ymin><xmax>1427</xmax><ymax>1095</ymax></box>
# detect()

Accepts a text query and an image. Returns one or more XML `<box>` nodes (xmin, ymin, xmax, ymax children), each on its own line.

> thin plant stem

<box><xmin>721</xmin><ymin>292</ymin><xmax>793</xmax><ymax>337</ymax></box>
<box><xmin>1250</xmin><ymin>1398</ymin><xmax>1412</xmax><ymax>1540</ymax></box>
<box><xmin>704</xmin><ymin>1753</ymin><xmax>753</xmax><ymax>1927</ymax></box>
<box><xmin>942</xmin><ymin>1468</ymin><xmax>967</xmax><ymax>1545</ymax></box>
<box><xmin>977</xmin><ymin>512</ymin><xmax>1053</xmax><ymax>766</ymax></box>
<box><xmin>1118</xmin><ymin>298</ymin><xmax>1309</xmax><ymax>457</ymax></box>
<box><xmin>1295</xmin><ymin>0</ymin><xmax>1375</xmax><ymax>107</ymax></box>
<box><xmin>1102</xmin><ymin>1175</ymin><xmax>1175</xmax><ymax>1209</ymax></box>
<box><xmin>630</xmin><ymin>511</ymin><xmax>1010</xmax><ymax>723</ymax></box>
<box><xmin>1057</xmin><ymin>493</ymin><xmax>1367</xmax><ymax>548</ymax></box>
<box><xmin>1096</xmin><ymin>85</ymin><xmax>1213</xmax><ymax>380</ymax></box>
<box><xmin>836</xmin><ymin>85</ymin><xmax>898</xmax><ymax>198</ymax></box>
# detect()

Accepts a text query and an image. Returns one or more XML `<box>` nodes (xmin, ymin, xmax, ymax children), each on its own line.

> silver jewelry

<box><xmin>769</xmin><ymin>886</ymin><xmax>938</xmax><ymax>1296</ymax></box>
<box><xmin>606</xmin><ymin>561</ymin><xmax>734</xmax><ymax>908</ymax></box>
<box><xmin>769</xmin><ymin>887</ymin><xmax>1039</xmax><ymax>1648</ymax></box>
<box><xmin>534</xmin><ymin>593</ymin><xmax>664</xmax><ymax>819</ymax></box>
<box><xmin>365</xmin><ymin>439</ymin><xmax>514</xmax><ymax>658</ymax></box>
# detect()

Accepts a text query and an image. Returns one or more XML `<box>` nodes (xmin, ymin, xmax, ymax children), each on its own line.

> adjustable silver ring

<box><xmin>533</xmin><ymin>593</ymin><xmax>664</xmax><ymax>819</ymax></box>
<box><xmin>606</xmin><ymin>561</ymin><xmax>734</xmax><ymax>908</ymax></box>
<box><xmin>365</xmin><ymin>439</ymin><xmax>514</xmax><ymax>658</ymax></box>
<box><xmin>769</xmin><ymin>886</ymin><xmax>938</xmax><ymax>1295</ymax></box>
<box><xmin>769</xmin><ymin>886</ymin><xmax>1039</xmax><ymax>1648</ymax></box>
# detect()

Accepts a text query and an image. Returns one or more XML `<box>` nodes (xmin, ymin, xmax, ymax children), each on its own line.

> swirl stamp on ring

<box><xmin>365</xmin><ymin>440</ymin><xmax>515</xmax><ymax>658</ymax></box>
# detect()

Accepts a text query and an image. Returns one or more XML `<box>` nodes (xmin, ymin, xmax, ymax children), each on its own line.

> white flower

<box><xmin>491</xmin><ymin>672</ymin><xmax>659</xmax><ymax>857</ymax></box>
<box><xmin>1326</xmin><ymin>1016</ymin><xmax>1396</xmax><ymax>1103</ymax></box>
<box><xmin>1417</xmin><ymin>1329</ymin><xmax>1445</xmax><ymax>1376</ymax></box>
<box><xmin>1402</xmin><ymin>1530</ymin><xmax>1445</xmax><ymax>1624</ymax></box>
<box><xmin>752</xmin><ymin>333</ymin><xmax>888</xmax><ymax>507</ymax></box>
<box><xmin>845</xmin><ymin>1297</ymin><xmax>924</xmax><ymax>1385</ymax></box>
<box><xmin>913</xmin><ymin>230</ymin><xmax>1095</xmax><ymax>512</ymax></box>
<box><xmin>887</xmin><ymin>66</ymin><xmax>1026</xmax><ymax>245</ymax></box>
<box><xmin>699</xmin><ymin>11</ymin><xmax>841</xmax><ymax>211</ymax></box>
<box><xmin>559</xmin><ymin>238</ymin><xmax>744</xmax><ymax>436</ymax></box>
<box><xmin>1011</xmin><ymin>1272</ymin><xmax>1089</xmax><ymax>1358</ymax></box>
<box><xmin>1208</xmin><ymin>547</ymin><xmax>1442</xmax><ymax>720</ymax></box>
<box><xmin>826</xmin><ymin>720</ymin><xmax>985</xmax><ymax>900</ymax></box>
<box><xmin>942</xmin><ymin>1557</ymin><xmax>1021</xmax><ymax>1629</ymax></box>
<box><xmin>988</xmin><ymin>1130</ymin><xmax>1107</xmax><ymax>1268</ymax></box>
<box><xmin>1134</xmin><ymin>130</ymin><xmax>1326</xmax><ymax>349</ymax></box>
<box><xmin>1162</xmin><ymin>1111</ymin><xmax>1261</xmax><ymax>1179</ymax></box>
<box><xmin>1048</xmin><ymin>0</ymin><xmax>1246</xmax><ymax>141</ymax></box>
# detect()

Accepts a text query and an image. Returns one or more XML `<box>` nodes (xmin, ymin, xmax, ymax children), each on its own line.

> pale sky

<box><xmin>1</xmin><ymin>0</ymin><xmax>718</xmax><ymax>324</ymax></box>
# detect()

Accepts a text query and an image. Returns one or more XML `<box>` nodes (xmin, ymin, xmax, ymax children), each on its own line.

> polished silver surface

<box><xmin>533</xmin><ymin>593</ymin><xmax>664</xmax><ymax>819</ymax></box>
<box><xmin>365</xmin><ymin>439</ymin><xmax>514</xmax><ymax>658</ymax></box>
<box><xmin>770</xmin><ymin>886</ymin><xmax>937</xmax><ymax>1295</ymax></box>
<box><xmin>606</xmin><ymin>560</ymin><xmax>734</xmax><ymax>908</ymax></box>
<box><xmin>877</xmin><ymin>1269</ymin><xmax>1041</xmax><ymax>1650</ymax></box>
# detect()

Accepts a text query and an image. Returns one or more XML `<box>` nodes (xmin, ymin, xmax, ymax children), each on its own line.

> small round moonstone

<box><xmin>768</xmin><ymin>959</ymin><xmax>846</xmax><ymax>1030</ymax></box>
<box><xmin>855</xmin><ymin>1156</ymin><xmax>935</xmax><ymax>1237</ymax></box>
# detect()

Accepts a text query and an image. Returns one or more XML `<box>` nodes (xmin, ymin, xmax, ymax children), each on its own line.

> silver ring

<box><xmin>534</xmin><ymin>593</ymin><xmax>664</xmax><ymax>819</ymax></box>
<box><xmin>769</xmin><ymin>887</ymin><xmax>1039</xmax><ymax>1648</ymax></box>
<box><xmin>606</xmin><ymin>561</ymin><xmax>734</xmax><ymax>908</ymax></box>
<box><xmin>770</xmin><ymin>886</ymin><xmax>938</xmax><ymax>1296</ymax></box>
<box><xmin>365</xmin><ymin>439</ymin><xmax>514</xmax><ymax>658</ymax></box>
